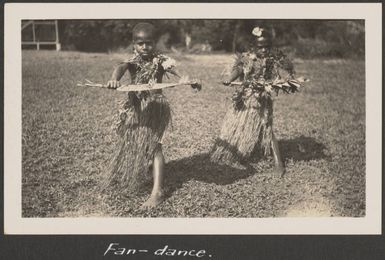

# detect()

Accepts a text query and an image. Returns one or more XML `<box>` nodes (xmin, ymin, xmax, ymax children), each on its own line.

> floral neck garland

<box><xmin>231</xmin><ymin>48</ymin><xmax>302</xmax><ymax>110</ymax></box>
<box><xmin>126</xmin><ymin>52</ymin><xmax>177</xmax><ymax>85</ymax></box>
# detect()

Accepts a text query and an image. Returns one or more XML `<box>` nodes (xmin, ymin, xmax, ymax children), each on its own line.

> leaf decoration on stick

<box><xmin>76</xmin><ymin>79</ymin><xmax>202</xmax><ymax>92</ymax></box>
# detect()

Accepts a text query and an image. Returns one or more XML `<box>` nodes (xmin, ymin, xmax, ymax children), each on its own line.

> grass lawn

<box><xmin>21</xmin><ymin>50</ymin><xmax>365</xmax><ymax>217</ymax></box>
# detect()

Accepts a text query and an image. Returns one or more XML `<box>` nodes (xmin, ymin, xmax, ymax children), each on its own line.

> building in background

<box><xmin>22</xmin><ymin>20</ymin><xmax>61</xmax><ymax>50</ymax></box>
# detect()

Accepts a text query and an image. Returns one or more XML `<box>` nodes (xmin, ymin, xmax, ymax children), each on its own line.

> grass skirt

<box><xmin>104</xmin><ymin>92</ymin><xmax>171</xmax><ymax>192</ymax></box>
<box><xmin>210</xmin><ymin>94</ymin><xmax>273</xmax><ymax>166</ymax></box>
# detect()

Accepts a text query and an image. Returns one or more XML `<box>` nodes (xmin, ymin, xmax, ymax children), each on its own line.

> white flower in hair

<box><xmin>161</xmin><ymin>57</ymin><xmax>176</xmax><ymax>70</ymax></box>
<box><xmin>252</xmin><ymin>27</ymin><xmax>263</xmax><ymax>37</ymax></box>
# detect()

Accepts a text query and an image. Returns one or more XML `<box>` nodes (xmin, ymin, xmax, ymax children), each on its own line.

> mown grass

<box><xmin>22</xmin><ymin>50</ymin><xmax>365</xmax><ymax>217</ymax></box>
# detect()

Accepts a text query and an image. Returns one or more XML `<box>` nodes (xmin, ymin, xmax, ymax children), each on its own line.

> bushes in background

<box><xmin>57</xmin><ymin>20</ymin><xmax>364</xmax><ymax>59</ymax></box>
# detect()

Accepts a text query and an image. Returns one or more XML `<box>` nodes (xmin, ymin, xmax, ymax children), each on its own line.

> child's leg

<box><xmin>271</xmin><ymin>132</ymin><xmax>285</xmax><ymax>177</ymax></box>
<box><xmin>141</xmin><ymin>144</ymin><xmax>165</xmax><ymax>208</ymax></box>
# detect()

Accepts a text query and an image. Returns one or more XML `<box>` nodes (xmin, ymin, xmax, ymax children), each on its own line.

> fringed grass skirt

<box><xmin>211</xmin><ymin>94</ymin><xmax>273</xmax><ymax>166</ymax></box>
<box><xmin>104</xmin><ymin>93</ymin><xmax>171</xmax><ymax>192</ymax></box>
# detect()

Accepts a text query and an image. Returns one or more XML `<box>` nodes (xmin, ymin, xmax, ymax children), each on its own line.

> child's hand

<box><xmin>107</xmin><ymin>80</ymin><xmax>120</xmax><ymax>89</ymax></box>
<box><xmin>222</xmin><ymin>80</ymin><xmax>231</xmax><ymax>86</ymax></box>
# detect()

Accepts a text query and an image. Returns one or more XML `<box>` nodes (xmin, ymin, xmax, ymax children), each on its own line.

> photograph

<box><xmin>3</xmin><ymin>3</ymin><xmax>381</xmax><ymax>237</ymax></box>
<box><xmin>20</xmin><ymin>18</ymin><xmax>365</xmax><ymax>219</ymax></box>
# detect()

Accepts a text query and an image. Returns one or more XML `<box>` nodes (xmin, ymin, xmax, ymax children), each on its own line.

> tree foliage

<box><xmin>58</xmin><ymin>19</ymin><xmax>364</xmax><ymax>58</ymax></box>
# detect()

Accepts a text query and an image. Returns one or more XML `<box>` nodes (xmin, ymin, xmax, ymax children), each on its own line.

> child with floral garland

<box><xmin>105</xmin><ymin>22</ymin><xmax>189</xmax><ymax>208</ymax></box>
<box><xmin>211</xmin><ymin>26</ymin><xmax>305</xmax><ymax>177</ymax></box>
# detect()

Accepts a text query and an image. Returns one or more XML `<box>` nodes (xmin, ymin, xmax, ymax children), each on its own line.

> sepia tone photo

<box><xmin>21</xmin><ymin>18</ymin><xmax>365</xmax><ymax>218</ymax></box>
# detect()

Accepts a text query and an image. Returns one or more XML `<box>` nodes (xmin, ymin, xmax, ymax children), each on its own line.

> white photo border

<box><xmin>4</xmin><ymin>3</ymin><xmax>382</xmax><ymax>235</ymax></box>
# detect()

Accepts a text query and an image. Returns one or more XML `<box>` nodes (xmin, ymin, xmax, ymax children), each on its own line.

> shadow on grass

<box><xmin>164</xmin><ymin>153</ymin><xmax>256</xmax><ymax>199</ymax></box>
<box><xmin>163</xmin><ymin>135</ymin><xmax>327</xmax><ymax>198</ymax></box>
<box><xmin>279</xmin><ymin>135</ymin><xmax>328</xmax><ymax>162</ymax></box>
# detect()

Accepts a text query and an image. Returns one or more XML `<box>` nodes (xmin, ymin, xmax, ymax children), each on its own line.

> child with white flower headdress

<box><xmin>211</xmin><ymin>26</ymin><xmax>307</xmax><ymax>176</ymax></box>
<box><xmin>104</xmin><ymin>22</ymin><xmax>199</xmax><ymax>208</ymax></box>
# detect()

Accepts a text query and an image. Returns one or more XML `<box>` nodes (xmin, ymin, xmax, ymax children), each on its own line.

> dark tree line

<box><xmin>58</xmin><ymin>19</ymin><xmax>364</xmax><ymax>58</ymax></box>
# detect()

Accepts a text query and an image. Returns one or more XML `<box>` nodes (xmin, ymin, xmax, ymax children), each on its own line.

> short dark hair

<box><xmin>132</xmin><ymin>22</ymin><xmax>155</xmax><ymax>41</ymax></box>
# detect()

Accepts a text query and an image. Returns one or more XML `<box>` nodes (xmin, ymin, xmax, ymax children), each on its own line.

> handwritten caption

<box><xmin>104</xmin><ymin>243</ymin><xmax>212</xmax><ymax>258</ymax></box>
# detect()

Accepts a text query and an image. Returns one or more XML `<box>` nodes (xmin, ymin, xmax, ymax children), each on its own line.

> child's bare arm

<box><xmin>278</xmin><ymin>56</ymin><xmax>295</xmax><ymax>79</ymax></box>
<box><xmin>223</xmin><ymin>68</ymin><xmax>242</xmax><ymax>86</ymax></box>
<box><xmin>107</xmin><ymin>63</ymin><xmax>130</xmax><ymax>89</ymax></box>
<box><xmin>274</xmin><ymin>49</ymin><xmax>295</xmax><ymax>80</ymax></box>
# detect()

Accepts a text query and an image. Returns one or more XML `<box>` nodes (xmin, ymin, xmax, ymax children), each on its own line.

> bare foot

<box><xmin>140</xmin><ymin>191</ymin><xmax>164</xmax><ymax>209</ymax></box>
<box><xmin>273</xmin><ymin>166</ymin><xmax>285</xmax><ymax>178</ymax></box>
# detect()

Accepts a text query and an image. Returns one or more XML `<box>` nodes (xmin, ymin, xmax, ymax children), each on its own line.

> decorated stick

<box><xmin>77</xmin><ymin>79</ymin><xmax>202</xmax><ymax>92</ymax></box>
<box><xmin>228</xmin><ymin>76</ymin><xmax>309</xmax><ymax>93</ymax></box>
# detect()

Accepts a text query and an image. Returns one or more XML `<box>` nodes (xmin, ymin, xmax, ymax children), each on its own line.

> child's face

<box><xmin>258</xmin><ymin>47</ymin><xmax>268</xmax><ymax>55</ymax></box>
<box><xmin>134</xmin><ymin>39</ymin><xmax>154</xmax><ymax>59</ymax></box>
